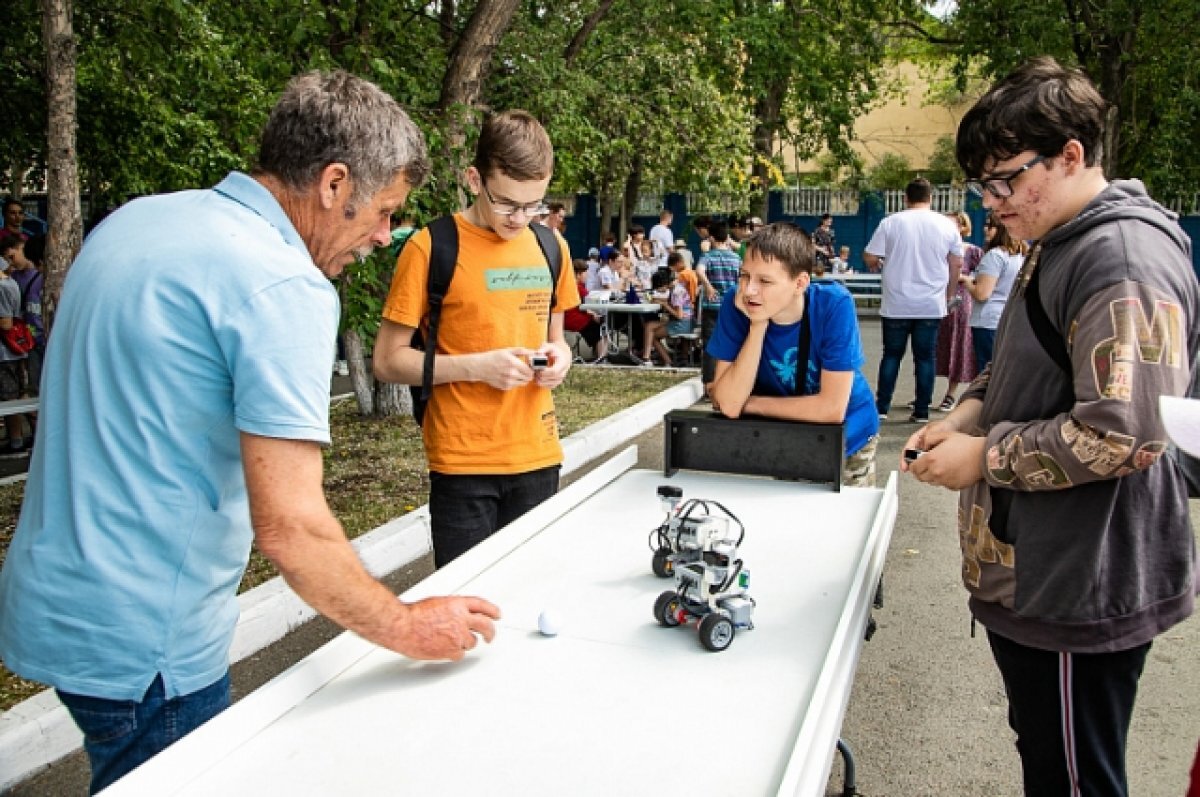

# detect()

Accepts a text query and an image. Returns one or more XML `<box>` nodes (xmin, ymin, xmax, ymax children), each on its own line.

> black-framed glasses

<box><xmin>967</xmin><ymin>154</ymin><xmax>1046</xmax><ymax>199</ymax></box>
<box><xmin>479</xmin><ymin>177</ymin><xmax>549</xmax><ymax>218</ymax></box>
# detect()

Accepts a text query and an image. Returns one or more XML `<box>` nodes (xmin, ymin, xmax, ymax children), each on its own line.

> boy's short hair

<box><xmin>629</xmin><ymin>224</ymin><xmax>645</xmax><ymax>237</ymax></box>
<box><xmin>572</xmin><ymin>258</ymin><xmax>588</xmax><ymax>273</ymax></box>
<box><xmin>708</xmin><ymin>220</ymin><xmax>729</xmax><ymax>243</ymax></box>
<box><xmin>651</xmin><ymin>268</ymin><xmax>673</xmax><ymax>290</ymax></box>
<box><xmin>473</xmin><ymin>109</ymin><xmax>554</xmax><ymax>181</ymax></box>
<box><xmin>905</xmin><ymin>177</ymin><xmax>932</xmax><ymax>204</ymax></box>
<box><xmin>666</xmin><ymin>251</ymin><xmax>684</xmax><ymax>269</ymax></box>
<box><xmin>744</xmin><ymin>222</ymin><xmax>815</xmax><ymax>279</ymax></box>
<box><xmin>0</xmin><ymin>236</ymin><xmax>20</xmax><ymax>258</ymax></box>
<box><xmin>956</xmin><ymin>56</ymin><xmax>1107</xmax><ymax>178</ymax></box>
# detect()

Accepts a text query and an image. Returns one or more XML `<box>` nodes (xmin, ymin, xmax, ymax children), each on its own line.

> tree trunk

<box><xmin>621</xmin><ymin>156</ymin><xmax>642</xmax><ymax>236</ymax></box>
<box><xmin>41</xmin><ymin>0</ymin><xmax>83</xmax><ymax>331</ymax></box>
<box><xmin>7</xmin><ymin>161</ymin><xmax>24</xmax><ymax>200</ymax></box>
<box><xmin>437</xmin><ymin>0</ymin><xmax>522</xmax><ymax>134</ymax></box>
<box><xmin>751</xmin><ymin>80</ymin><xmax>785</xmax><ymax>220</ymax></box>
<box><xmin>374</xmin><ymin>381</ymin><xmax>412</xmax><ymax>418</ymax></box>
<box><xmin>343</xmin><ymin>329</ymin><xmax>374</xmax><ymax>416</ymax></box>
<box><xmin>598</xmin><ymin>191</ymin><xmax>616</xmax><ymax>240</ymax></box>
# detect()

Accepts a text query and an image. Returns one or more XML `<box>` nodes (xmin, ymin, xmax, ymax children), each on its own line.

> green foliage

<box><xmin>937</xmin><ymin>0</ymin><xmax>1200</xmax><ymax>197</ymax></box>
<box><xmin>924</xmin><ymin>135</ymin><xmax>961</xmax><ymax>185</ymax></box>
<box><xmin>866</xmin><ymin>152</ymin><xmax>914</xmax><ymax>189</ymax></box>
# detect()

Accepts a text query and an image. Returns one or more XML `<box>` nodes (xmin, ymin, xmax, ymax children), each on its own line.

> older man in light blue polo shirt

<box><xmin>0</xmin><ymin>71</ymin><xmax>501</xmax><ymax>794</ymax></box>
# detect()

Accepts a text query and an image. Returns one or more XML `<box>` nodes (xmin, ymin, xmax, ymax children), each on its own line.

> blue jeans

<box><xmin>972</xmin><ymin>326</ymin><xmax>996</xmax><ymax>373</ymax></box>
<box><xmin>57</xmin><ymin>672</ymin><xmax>231</xmax><ymax>794</ymax></box>
<box><xmin>429</xmin><ymin>466</ymin><xmax>560</xmax><ymax>567</ymax></box>
<box><xmin>876</xmin><ymin>317</ymin><xmax>940</xmax><ymax>418</ymax></box>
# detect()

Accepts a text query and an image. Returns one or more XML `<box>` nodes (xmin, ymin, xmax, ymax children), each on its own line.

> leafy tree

<box><xmin>684</xmin><ymin>0</ymin><xmax>917</xmax><ymax>218</ymax></box>
<box><xmin>487</xmin><ymin>0</ymin><xmax>756</xmax><ymax>236</ymax></box>
<box><xmin>927</xmin><ymin>0</ymin><xmax>1200</xmax><ymax>198</ymax></box>
<box><xmin>924</xmin><ymin>134</ymin><xmax>962</xmax><ymax>185</ymax></box>
<box><xmin>865</xmin><ymin>152</ymin><xmax>913</xmax><ymax>189</ymax></box>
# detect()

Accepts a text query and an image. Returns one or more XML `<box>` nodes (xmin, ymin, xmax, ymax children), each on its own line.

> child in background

<box><xmin>642</xmin><ymin>258</ymin><xmax>694</xmax><ymax>366</ymax></box>
<box><xmin>831</xmin><ymin>245</ymin><xmax>852</xmax><ymax>275</ymax></box>
<box><xmin>564</xmin><ymin>259</ymin><xmax>608</xmax><ymax>361</ymax></box>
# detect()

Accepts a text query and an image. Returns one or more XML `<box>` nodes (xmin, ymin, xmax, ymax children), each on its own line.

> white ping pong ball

<box><xmin>537</xmin><ymin>610</ymin><xmax>561</xmax><ymax>636</ymax></box>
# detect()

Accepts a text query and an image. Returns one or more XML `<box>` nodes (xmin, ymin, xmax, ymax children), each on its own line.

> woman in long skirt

<box><xmin>935</xmin><ymin>212</ymin><xmax>982</xmax><ymax>410</ymax></box>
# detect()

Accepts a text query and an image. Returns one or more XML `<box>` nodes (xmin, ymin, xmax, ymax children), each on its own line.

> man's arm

<box><xmin>372</xmin><ymin>319</ymin><xmax>537</xmax><ymax>391</ymax></box>
<box><xmin>862</xmin><ymin>252</ymin><xmax>882</xmax><ymax>272</ymax></box>
<box><xmin>695</xmin><ymin>260</ymin><xmax>718</xmax><ymax>302</ymax></box>
<box><xmin>242</xmin><ymin>433</ymin><xmax>500</xmax><ymax>660</ymax></box>
<box><xmin>946</xmin><ymin>253</ymin><xmax>964</xmax><ymax>301</ymax></box>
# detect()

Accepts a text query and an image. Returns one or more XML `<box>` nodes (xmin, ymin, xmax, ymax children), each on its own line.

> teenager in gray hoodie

<box><xmin>902</xmin><ymin>57</ymin><xmax>1199</xmax><ymax>796</ymax></box>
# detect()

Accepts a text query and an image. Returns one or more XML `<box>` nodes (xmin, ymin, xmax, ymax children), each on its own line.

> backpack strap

<box><xmin>1024</xmin><ymin>252</ymin><xmax>1072</xmax><ymax>376</ymax></box>
<box><xmin>528</xmin><ymin>222</ymin><xmax>562</xmax><ymax>312</ymax></box>
<box><xmin>793</xmin><ymin>287</ymin><xmax>812</xmax><ymax>396</ymax></box>
<box><xmin>420</xmin><ymin>216</ymin><xmax>460</xmax><ymax>404</ymax></box>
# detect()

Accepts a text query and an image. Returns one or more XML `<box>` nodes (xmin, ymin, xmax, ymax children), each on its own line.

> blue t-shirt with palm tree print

<box><xmin>706</xmin><ymin>281</ymin><xmax>879</xmax><ymax>456</ymax></box>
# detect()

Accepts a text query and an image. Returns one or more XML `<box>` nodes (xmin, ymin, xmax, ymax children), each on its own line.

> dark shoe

<box><xmin>938</xmin><ymin>395</ymin><xmax>957</xmax><ymax>411</ymax></box>
<box><xmin>907</xmin><ymin>414</ymin><xmax>929</xmax><ymax>424</ymax></box>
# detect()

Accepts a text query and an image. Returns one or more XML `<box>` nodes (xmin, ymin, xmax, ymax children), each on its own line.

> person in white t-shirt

<box><xmin>863</xmin><ymin>177</ymin><xmax>963</xmax><ymax>422</ymax></box>
<box><xmin>584</xmin><ymin>247</ymin><xmax>602</xmax><ymax>291</ymax></box>
<box><xmin>649</xmin><ymin>209</ymin><xmax>675</xmax><ymax>263</ymax></box>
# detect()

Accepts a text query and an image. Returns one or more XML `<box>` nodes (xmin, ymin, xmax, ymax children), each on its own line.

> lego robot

<box><xmin>650</xmin><ymin>487</ymin><xmax>755</xmax><ymax>652</ymax></box>
<box><xmin>648</xmin><ymin>485</ymin><xmax>744</xmax><ymax>579</ymax></box>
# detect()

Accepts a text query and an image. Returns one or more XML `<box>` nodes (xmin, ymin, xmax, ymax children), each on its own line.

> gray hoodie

<box><xmin>958</xmin><ymin>179</ymin><xmax>1198</xmax><ymax>653</ymax></box>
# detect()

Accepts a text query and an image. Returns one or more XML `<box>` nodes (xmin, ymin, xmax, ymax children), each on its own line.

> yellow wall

<box><xmin>788</xmin><ymin>62</ymin><xmax>979</xmax><ymax>173</ymax></box>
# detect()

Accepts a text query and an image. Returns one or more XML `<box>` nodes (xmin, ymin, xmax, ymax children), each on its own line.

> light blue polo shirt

<box><xmin>0</xmin><ymin>172</ymin><xmax>338</xmax><ymax>701</ymax></box>
<box><xmin>706</xmin><ymin>281</ymin><xmax>879</xmax><ymax>457</ymax></box>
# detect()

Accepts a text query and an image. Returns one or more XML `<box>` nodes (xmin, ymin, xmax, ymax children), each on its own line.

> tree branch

<box><xmin>563</xmin><ymin>0</ymin><xmax>618</xmax><ymax>67</ymax></box>
<box><xmin>880</xmin><ymin>18</ymin><xmax>963</xmax><ymax>46</ymax></box>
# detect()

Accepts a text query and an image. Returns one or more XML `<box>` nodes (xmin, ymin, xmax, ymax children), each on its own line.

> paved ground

<box><xmin>10</xmin><ymin>318</ymin><xmax>1200</xmax><ymax>796</ymax></box>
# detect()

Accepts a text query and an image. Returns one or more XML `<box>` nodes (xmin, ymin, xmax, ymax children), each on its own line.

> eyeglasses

<box><xmin>966</xmin><ymin>154</ymin><xmax>1045</xmax><ymax>199</ymax></box>
<box><xmin>479</xmin><ymin>177</ymin><xmax>549</xmax><ymax>218</ymax></box>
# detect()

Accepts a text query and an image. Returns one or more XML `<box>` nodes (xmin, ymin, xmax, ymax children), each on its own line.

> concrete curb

<box><xmin>0</xmin><ymin>376</ymin><xmax>703</xmax><ymax>790</ymax></box>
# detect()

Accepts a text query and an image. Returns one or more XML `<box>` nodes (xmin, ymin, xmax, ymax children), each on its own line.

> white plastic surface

<box><xmin>103</xmin><ymin>463</ymin><xmax>896</xmax><ymax>797</ymax></box>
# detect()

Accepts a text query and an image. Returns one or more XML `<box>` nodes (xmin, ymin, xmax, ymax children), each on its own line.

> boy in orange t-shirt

<box><xmin>374</xmin><ymin>111</ymin><xmax>580</xmax><ymax>567</ymax></box>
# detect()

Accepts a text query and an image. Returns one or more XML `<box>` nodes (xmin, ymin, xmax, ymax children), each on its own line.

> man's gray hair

<box><xmin>257</xmin><ymin>70</ymin><xmax>431</xmax><ymax>206</ymax></box>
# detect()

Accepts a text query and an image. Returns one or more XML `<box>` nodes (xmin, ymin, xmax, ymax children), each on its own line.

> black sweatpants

<box><xmin>987</xmin><ymin>630</ymin><xmax>1150</xmax><ymax>797</ymax></box>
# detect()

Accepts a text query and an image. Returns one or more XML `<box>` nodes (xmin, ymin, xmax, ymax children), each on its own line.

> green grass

<box><xmin>0</xmin><ymin>367</ymin><xmax>692</xmax><ymax>713</ymax></box>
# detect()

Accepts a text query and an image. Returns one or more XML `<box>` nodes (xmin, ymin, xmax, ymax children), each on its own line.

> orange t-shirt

<box><xmin>677</xmin><ymin>268</ymin><xmax>698</xmax><ymax>307</ymax></box>
<box><xmin>382</xmin><ymin>214</ymin><xmax>579</xmax><ymax>475</ymax></box>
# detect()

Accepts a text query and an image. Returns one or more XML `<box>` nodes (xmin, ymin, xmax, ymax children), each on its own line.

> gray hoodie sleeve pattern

<box><xmin>983</xmin><ymin>280</ymin><xmax>1190</xmax><ymax>491</ymax></box>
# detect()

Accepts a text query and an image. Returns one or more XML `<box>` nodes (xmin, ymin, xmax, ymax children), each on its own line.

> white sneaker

<box><xmin>335</xmin><ymin>360</ymin><xmax>349</xmax><ymax>376</ymax></box>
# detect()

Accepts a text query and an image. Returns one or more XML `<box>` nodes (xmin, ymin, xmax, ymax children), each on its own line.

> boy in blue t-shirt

<box><xmin>706</xmin><ymin>222</ymin><xmax>880</xmax><ymax>485</ymax></box>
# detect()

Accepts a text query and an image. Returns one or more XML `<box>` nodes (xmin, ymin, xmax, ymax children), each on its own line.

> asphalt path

<box><xmin>10</xmin><ymin>318</ymin><xmax>1200</xmax><ymax>796</ymax></box>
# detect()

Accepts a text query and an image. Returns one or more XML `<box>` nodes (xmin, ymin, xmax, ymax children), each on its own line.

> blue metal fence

<box><xmin>561</xmin><ymin>189</ymin><xmax>1200</xmax><ymax>278</ymax></box>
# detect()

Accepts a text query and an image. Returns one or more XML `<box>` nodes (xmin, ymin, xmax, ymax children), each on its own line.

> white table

<box><xmin>580</xmin><ymin>301</ymin><xmax>663</xmax><ymax>364</ymax></box>
<box><xmin>102</xmin><ymin>448</ymin><xmax>898</xmax><ymax>797</ymax></box>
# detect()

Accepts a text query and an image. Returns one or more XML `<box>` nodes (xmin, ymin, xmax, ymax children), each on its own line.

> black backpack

<box><xmin>1024</xmin><ymin>257</ymin><xmax>1200</xmax><ymax>496</ymax></box>
<box><xmin>409</xmin><ymin>217</ymin><xmax>563</xmax><ymax>426</ymax></box>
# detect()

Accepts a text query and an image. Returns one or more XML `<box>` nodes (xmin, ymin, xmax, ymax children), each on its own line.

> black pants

<box><xmin>987</xmin><ymin>630</ymin><xmax>1150</xmax><ymax>797</ymax></box>
<box><xmin>429</xmin><ymin>466</ymin><xmax>560</xmax><ymax>568</ymax></box>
